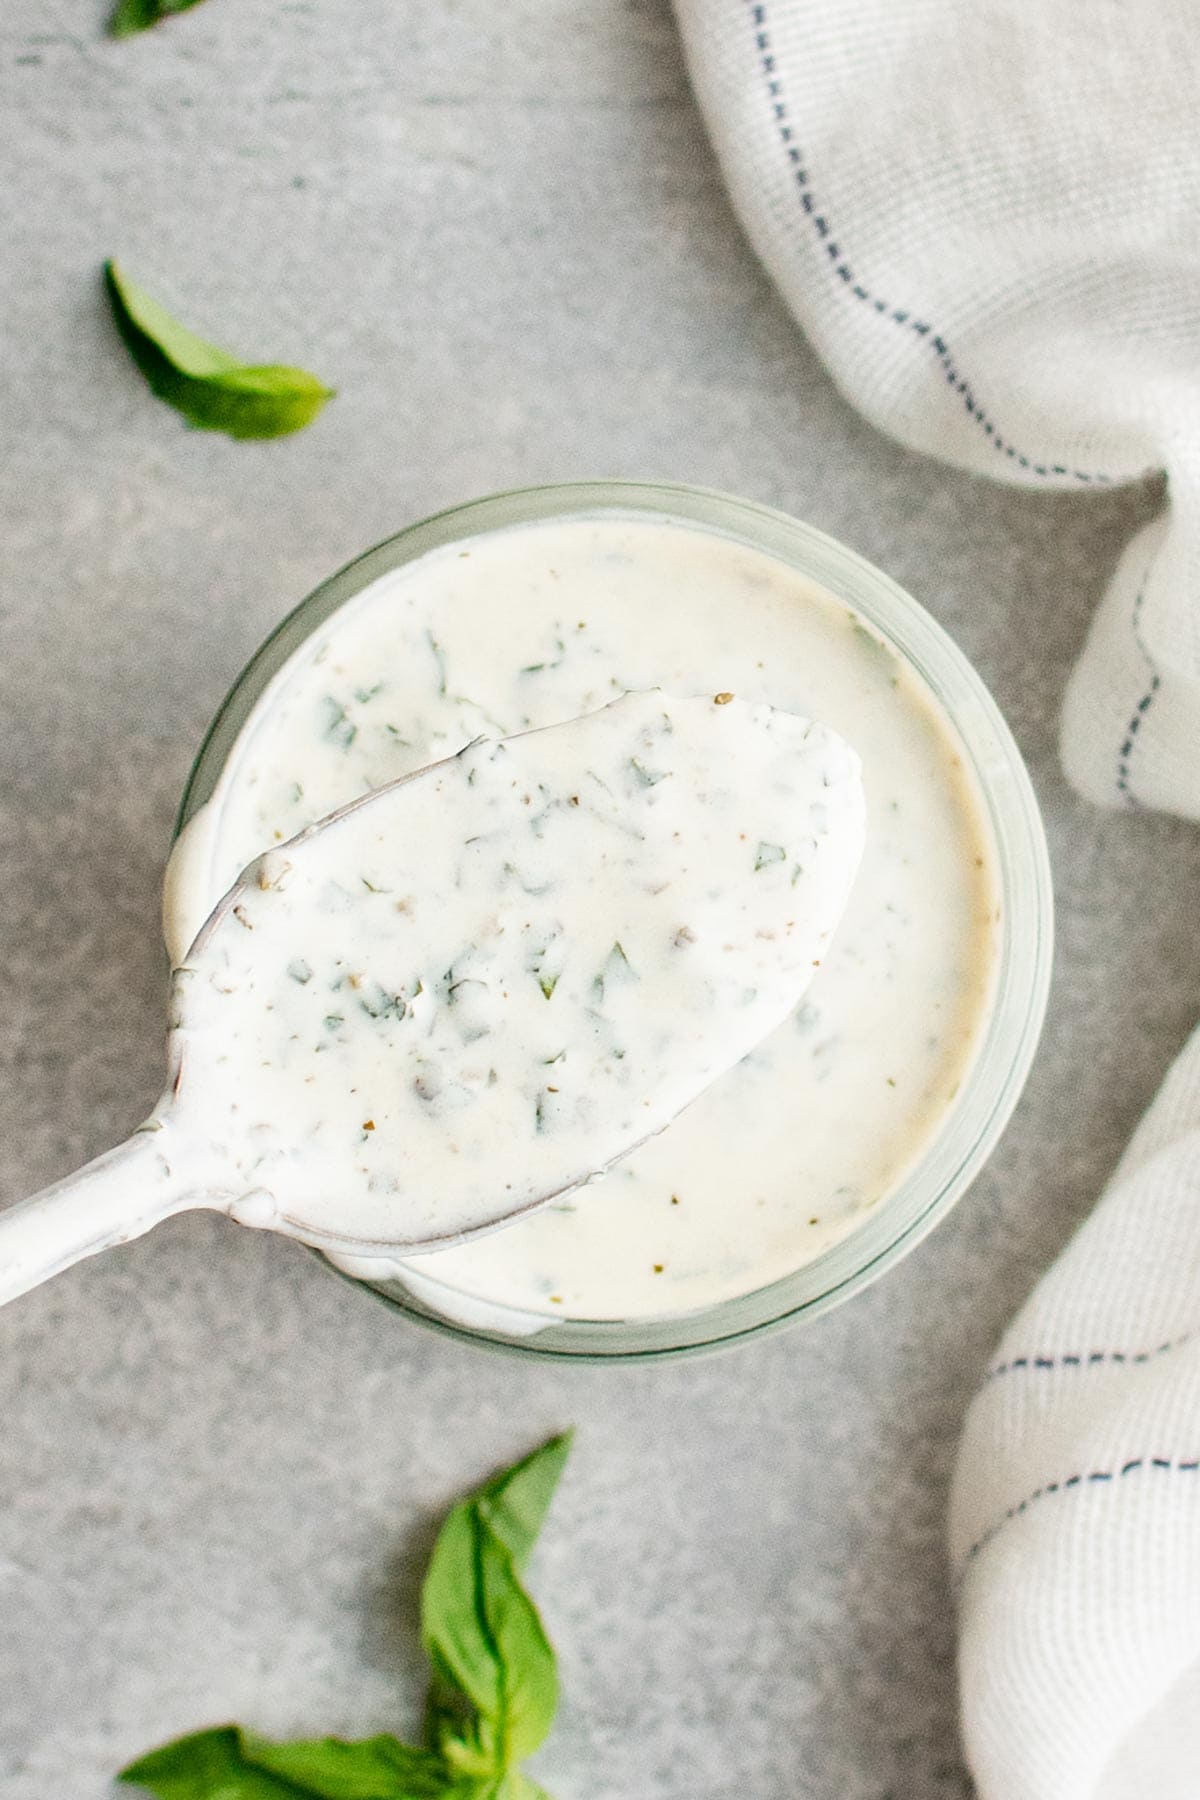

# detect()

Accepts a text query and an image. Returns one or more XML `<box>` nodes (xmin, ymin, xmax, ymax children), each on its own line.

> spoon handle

<box><xmin>0</xmin><ymin>1125</ymin><xmax>204</xmax><ymax>1307</ymax></box>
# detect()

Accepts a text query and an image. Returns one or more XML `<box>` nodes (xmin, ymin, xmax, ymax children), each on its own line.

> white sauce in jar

<box><xmin>165</xmin><ymin>514</ymin><xmax>1000</xmax><ymax>1323</ymax></box>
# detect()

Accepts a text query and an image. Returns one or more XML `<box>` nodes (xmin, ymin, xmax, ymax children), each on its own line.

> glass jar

<box><xmin>174</xmin><ymin>481</ymin><xmax>1053</xmax><ymax>1359</ymax></box>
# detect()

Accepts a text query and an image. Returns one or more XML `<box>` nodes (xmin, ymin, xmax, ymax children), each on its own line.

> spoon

<box><xmin>0</xmin><ymin>690</ymin><xmax>865</xmax><ymax>1307</ymax></box>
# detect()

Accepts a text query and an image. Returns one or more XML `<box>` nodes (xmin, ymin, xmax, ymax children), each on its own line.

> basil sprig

<box><xmin>119</xmin><ymin>1435</ymin><xmax>571</xmax><ymax>1800</ymax></box>
<box><xmin>104</xmin><ymin>260</ymin><xmax>333</xmax><ymax>441</ymax></box>
<box><xmin>109</xmin><ymin>0</ymin><xmax>208</xmax><ymax>39</ymax></box>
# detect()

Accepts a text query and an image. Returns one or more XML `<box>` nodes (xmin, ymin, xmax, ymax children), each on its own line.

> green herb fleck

<box><xmin>593</xmin><ymin>940</ymin><xmax>636</xmax><ymax>1001</ymax></box>
<box><xmin>427</xmin><ymin>631</ymin><xmax>448</xmax><ymax>697</ymax></box>
<box><xmin>103</xmin><ymin>261</ymin><xmax>333</xmax><ymax>439</ymax></box>
<box><xmin>118</xmin><ymin>1436</ymin><xmax>571</xmax><ymax>1800</ymax></box>
<box><xmin>446</xmin><ymin>977</ymin><xmax>490</xmax><ymax>1043</ymax></box>
<box><xmin>754</xmin><ymin>841</ymin><xmax>786</xmax><ymax>871</ymax></box>
<box><xmin>319</xmin><ymin>697</ymin><xmax>357</xmax><ymax>750</ymax></box>
<box><xmin>109</xmin><ymin>0</ymin><xmax>206</xmax><ymax>36</ymax></box>
<box><xmin>629</xmin><ymin>758</ymin><xmax>668</xmax><ymax>788</ymax></box>
<box><xmin>448</xmin><ymin>977</ymin><xmax>485</xmax><ymax>1000</ymax></box>
<box><xmin>527</xmin><ymin>930</ymin><xmax>564</xmax><ymax>1001</ymax></box>
<box><xmin>520</xmin><ymin>638</ymin><xmax>566</xmax><ymax>676</ymax></box>
<box><xmin>849</xmin><ymin>616</ymin><xmax>899</xmax><ymax>675</ymax></box>
<box><xmin>505</xmin><ymin>862</ymin><xmax>552</xmax><ymax>898</ymax></box>
<box><xmin>359</xmin><ymin>982</ymin><xmax>405</xmax><ymax>1022</ymax></box>
<box><xmin>286</xmin><ymin>959</ymin><xmax>313</xmax><ymax>985</ymax></box>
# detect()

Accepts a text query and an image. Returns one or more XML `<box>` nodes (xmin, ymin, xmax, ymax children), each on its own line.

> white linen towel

<box><xmin>951</xmin><ymin>1030</ymin><xmax>1200</xmax><ymax>1800</ymax></box>
<box><xmin>672</xmin><ymin>0</ymin><xmax>1199</xmax><ymax>823</ymax></box>
<box><xmin>669</xmin><ymin>2</ymin><xmax>1200</xmax><ymax>1795</ymax></box>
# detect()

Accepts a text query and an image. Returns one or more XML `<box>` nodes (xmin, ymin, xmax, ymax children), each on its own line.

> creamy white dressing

<box><xmin>171</xmin><ymin>691</ymin><xmax>863</xmax><ymax>1251</ymax></box>
<box><xmin>166</xmin><ymin>513</ymin><xmax>1000</xmax><ymax>1323</ymax></box>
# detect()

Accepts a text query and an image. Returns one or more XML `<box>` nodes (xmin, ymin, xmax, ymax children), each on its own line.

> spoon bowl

<box><xmin>0</xmin><ymin>690</ymin><xmax>864</xmax><ymax>1305</ymax></box>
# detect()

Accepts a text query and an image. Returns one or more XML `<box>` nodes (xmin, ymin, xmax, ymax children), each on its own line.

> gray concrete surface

<box><xmin>1</xmin><ymin>3</ymin><xmax>1198</xmax><ymax>1796</ymax></box>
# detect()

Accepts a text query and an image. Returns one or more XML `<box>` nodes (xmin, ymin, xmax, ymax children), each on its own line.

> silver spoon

<box><xmin>0</xmin><ymin>690</ymin><xmax>864</xmax><ymax>1307</ymax></box>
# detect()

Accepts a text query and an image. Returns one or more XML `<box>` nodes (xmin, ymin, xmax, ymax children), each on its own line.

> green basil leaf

<box><xmin>474</xmin><ymin>1526</ymin><xmax>557</xmax><ymax>1766</ymax></box>
<box><xmin>240</xmin><ymin>1731</ymin><xmax>459</xmax><ymax>1798</ymax></box>
<box><xmin>120</xmin><ymin>1726</ymin><xmax>465</xmax><ymax>1800</ymax></box>
<box><xmin>498</xmin><ymin>1777</ymin><xmax>553</xmax><ymax>1800</ymax></box>
<box><xmin>421</xmin><ymin>1437</ymin><xmax>568</xmax><ymax>1777</ymax></box>
<box><xmin>110</xmin><ymin>0</ymin><xmax>208</xmax><ymax>38</ymax></box>
<box><xmin>474</xmin><ymin>1434</ymin><xmax>572</xmax><ymax>1575</ymax></box>
<box><xmin>457</xmin><ymin>1778</ymin><xmax>551</xmax><ymax>1800</ymax></box>
<box><xmin>104</xmin><ymin>260</ymin><xmax>333</xmax><ymax>440</ymax></box>
<box><xmin>422</xmin><ymin>1503</ymin><xmax>505</xmax><ymax>1774</ymax></box>
<box><xmin>118</xmin><ymin>1725</ymin><xmax>310</xmax><ymax>1798</ymax></box>
<box><xmin>427</xmin><ymin>1529</ymin><xmax>557</xmax><ymax>1775</ymax></box>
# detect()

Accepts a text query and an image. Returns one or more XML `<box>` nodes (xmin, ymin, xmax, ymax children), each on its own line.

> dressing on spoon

<box><xmin>0</xmin><ymin>690</ymin><xmax>865</xmax><ymax>1305</ymax></box>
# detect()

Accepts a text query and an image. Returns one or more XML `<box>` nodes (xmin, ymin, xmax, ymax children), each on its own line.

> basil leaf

<box><xmin>421</xmin><ymin>1437</ymin><xmax>568</xmax><ymax>1778</ymax></box>
<box><xmin>474</xmin><ymin>1434</ymin><xmax>572</xmax><ymax>1575</ymax></box>
<box><xmin>422</xmin><ymin>1504</ymin><xmax>506</xmax><ymax>1773</ymax></box>
<box><xmin>110</xmin><ymin>0</ymin><xmax>208</xmax><ymax>38</ymax></box>
<box><xmin>458</xmin><ymin>1778</ymin><xmax>551</xmax><ymax>1800</ymax></box>
<box><xmin>432</xmin><ymin>1523</ymin><xmax>557</xmax><ymax>1774</ymax></box>
<box><xmin>104</xmin><ymin>260</ymin><xmax>333</xmax><ymax>440</ymax></box>
<box><xmin>119</xmin><ymin>1725</ymin><xmax>310</xmax><ymax>1798</ymax></box>
<box><xmin>240</xmin><ymin>1732</ymin><xmax>457</xmax><ymax>1798</ymax></box>
<box><xmin>121</xmin><ymin>1726</ymin><xmax>463</xmax><ymax>1799</ymax></box>
<box><xmin>498</xmin><ymin>1778</ymin><xmax>553</xmax><ymax>1800</ymax></box>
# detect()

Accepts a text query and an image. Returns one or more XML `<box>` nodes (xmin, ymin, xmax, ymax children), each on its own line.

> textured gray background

<box><xmin>1</xmin><ymin>3</ymin><xmax>1198</xmax><ymax>1797</ymax></box>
